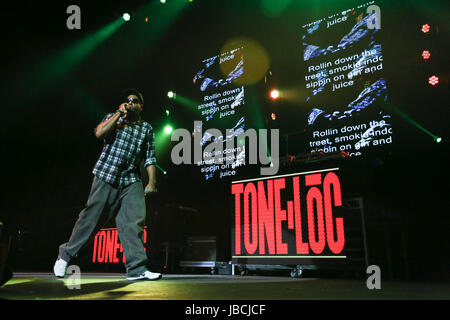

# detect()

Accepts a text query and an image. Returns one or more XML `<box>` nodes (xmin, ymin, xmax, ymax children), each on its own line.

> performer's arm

<box><xmin>145</xmin><ymin>165</ymin><xmax>157</xmax><ymax>194</ymax></box>
<box><xmin>95</xmin><ymin>103</ymin><xmax>127</xmax><ymax>139</ymax></box>
<box><xmin>144</xmin><ymin>127</ymin><xmax>158</xmax><ymax>195</ymax></box>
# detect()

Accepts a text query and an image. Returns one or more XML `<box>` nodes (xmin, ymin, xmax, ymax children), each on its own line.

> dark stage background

<box><xmin>0</xmin><ymin>0</ymin><xmax>448</xmax><ymax>281</ymax></box>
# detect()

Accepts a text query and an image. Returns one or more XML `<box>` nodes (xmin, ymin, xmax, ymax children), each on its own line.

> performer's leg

<box><xmin>58</xmin><ymin>177</ymin><xmax>118</xmax><ymax>262</ymax></box>
<box><xmin>115</xmin><ymin>182</ymin><xmax>148</xmax><ymax>277</ymax></box>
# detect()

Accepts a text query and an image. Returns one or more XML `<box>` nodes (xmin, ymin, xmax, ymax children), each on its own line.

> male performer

<box><xmin>54</xmin><ymin>89</ymin><xmax>161</xmax><ymax>281</ymax></box>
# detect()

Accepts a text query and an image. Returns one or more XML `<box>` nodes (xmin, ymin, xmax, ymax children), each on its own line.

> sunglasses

<box><xmin>125</xmin><ymin>97</ymin><xmax>141</xmax><ymax>104</ymax></box>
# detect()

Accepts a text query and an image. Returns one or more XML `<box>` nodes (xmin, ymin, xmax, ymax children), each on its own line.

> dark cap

<box><xmin>123</xmin><ymin>88</ymin><xmax>144</xmax><ymax>105</ymax></box>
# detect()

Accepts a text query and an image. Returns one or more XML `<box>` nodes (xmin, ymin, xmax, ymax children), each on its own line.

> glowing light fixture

<box><xmin>123</xmin><ymin>13</ymin><xmax>131</xmax><ymax>21</ymax></box>
<box><xmin>164</xmin><ymin>125</ymin><xmax>173</xmax><ymax>134</ymax></box>
<box><xmin>428</xmin><ymin>75</ymin><xmax>439</xmax><ymax>86</ymax></box>
<box><xmin>422</xmin><ymin>24</ymin><xmax>430</xmax><ymax>33</ymax></box>
<box><xmin>270</xmin><ymin>89</ymin><xmax>279</xmax><ymax>99</ymax></box>
<box><xmin>421</xmin><ymin>50</ymin><xmax>431</xmax><ymax>60</ymax></box>
<box><xmin>421</xmin><ymin>24</ymin><xmax>430</xmax><ymax>33</ymax></box>
<box><xmin>167</xmin><ymin>91</ymin><xmax>176</xmax><ymax>99</ymax></box>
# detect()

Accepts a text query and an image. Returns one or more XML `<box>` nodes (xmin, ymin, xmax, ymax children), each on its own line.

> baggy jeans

<box><xmin>58</xmin><ymin>176</ymin><xmax>148</xmax><ymax>277</ymax></box>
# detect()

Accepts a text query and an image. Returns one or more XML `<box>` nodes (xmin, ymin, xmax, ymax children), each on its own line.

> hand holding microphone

<box><xmin>118</xmin><ymin>103</ymin><xmax>129</xmax><ymax>117</ymax></box>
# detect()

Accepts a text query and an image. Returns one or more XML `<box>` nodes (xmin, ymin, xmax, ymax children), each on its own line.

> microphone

<box><xmin>119</xmin><ymin>104</ymin><xmax>129</xmax><ymax>117</ymax></box>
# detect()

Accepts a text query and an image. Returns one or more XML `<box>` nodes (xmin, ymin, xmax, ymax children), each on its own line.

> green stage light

<box><xmin>169</xmin><ymin>94</ymin><xmax>199</xmax><ymax>110</ymax></box>
<box><xmin>123</xmin><ymin>13</ymin><xmax>131</xmax><ymax>21</ymax></box>
<box><xmin>164</xmin><ymin>125</ymin><xmax>173</xmax><ymax>134</ymax></box>
<box><xmin>165</xmin><ymin>109</ymin><xmax>170</xmax><ymax>116</ymax></box>
<box><xmin>11</xmin><ymin>15</ymin><xmax>125</xmax><ymax>105</ymax></box>
<box><xmin>167</xmin><ymin>91</ymin><xmax>176</xmax><ymax>99</ymax></box>
<box><xmin>155</xmin><ymin>164</ymin><xmax>167</xmax><ymax>175</ymax></box>
<box><xmin>381</xmin><ymin>100</ymin><xmax>442</xmax><ymax>144</ymax></box>
<box><xmin>261</xmin><ymin>0</ymin><xmax>292</xmax><ymax>17</ymax></box>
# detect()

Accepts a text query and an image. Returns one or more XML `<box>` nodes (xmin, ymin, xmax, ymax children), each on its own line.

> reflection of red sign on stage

<box><xmin>231</xmin><ymin>168</ymin><xmax>345</xmax><ymax>263</ymax></box>
<box><xmin>92</xmin><ymin>227</ymin><xmax>148</xmax><ymax>263</ymax></box>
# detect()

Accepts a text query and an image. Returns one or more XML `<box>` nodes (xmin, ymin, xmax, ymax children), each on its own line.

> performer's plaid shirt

<box><xmin>92</xmin><ymin>113</ymin><xmax>156</xmax><ymax>187</ymax></box>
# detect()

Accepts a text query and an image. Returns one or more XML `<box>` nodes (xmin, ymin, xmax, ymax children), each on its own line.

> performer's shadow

<box><xmin>0</xmin><ymin>278</ymin><xmax>136</xmax><ymax>300</ymax></box>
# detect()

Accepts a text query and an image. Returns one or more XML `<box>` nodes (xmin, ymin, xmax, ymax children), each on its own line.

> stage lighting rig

<box><xmin>421</xmin><ymin>50</ymin><xmax>431</xmax><ymax>60</ymax></box>
<box><xmin>123</xmin><ymin>13</ymin><xmax>130</xmax><ymax>21</ymax></box>
<box><xmin>269</xmin><ymin>89</ymin><xmax>279</xmax><ymax>100</ymax></box>
<box><xmin>428</xmin><ymin>75</ymin><xmax>439</xmax><ymax>86</ymax></box>
<box><xmin>421</xmin><ymin>24</ymin><xmax>430</xmax><ymax>33</ymax></box>
<box><xmin>164</xmin><ymin>125</ymin><xmax>173</xmax><ymax>134</ymax></box>
<box><xmin>167</xmin><ymin>91</ymin><xmax>176</xmax><ymax>99</ymax></box>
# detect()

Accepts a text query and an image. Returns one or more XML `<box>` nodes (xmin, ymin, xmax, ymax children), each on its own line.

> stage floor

<box><xmin>0</xmin><ymin>272</ymin><xmax>448</xmax><ymax>300</ymax></box>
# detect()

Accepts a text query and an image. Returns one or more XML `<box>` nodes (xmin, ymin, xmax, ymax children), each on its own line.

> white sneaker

<box><xmin>53</xmin><ymin>258</ymin><xmax>68</xmax><ymax>278</ymax></box>
<box><xmin>126</xmin><ymin>270</ymin><xmax>162</xmax><ymax>281</ymax></box>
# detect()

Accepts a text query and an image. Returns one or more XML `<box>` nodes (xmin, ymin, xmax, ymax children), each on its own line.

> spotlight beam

<box><xmin>10</xmin><ymin>16</ymin><xmax>126</xmax><ymax>104</ymax></box>
<box><xmin>382</xmin><ymin>100</ymin><xmax>441</xmax><ymax>142</ymax></box>
<box><xmin>172</xmin><ymin>94</ymin><xmax>200</xmax><ymax>110</ymax></box>
<box><xmin>155</xmin><ymin>164</ymin><xmax>167</xmax><ymax>175</ymax></box>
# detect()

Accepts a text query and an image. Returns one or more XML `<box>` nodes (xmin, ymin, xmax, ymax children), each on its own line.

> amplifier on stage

<box><xmin>179</xmin><ymin>236</ymin><xmax>216</xmax><ymax>270</ymax></box>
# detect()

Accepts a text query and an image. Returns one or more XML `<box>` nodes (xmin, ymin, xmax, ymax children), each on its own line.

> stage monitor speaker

<box><xmin>181</xmin><ymin>236</ymin><xmax>217</xmax><ymax>262</ymax></box>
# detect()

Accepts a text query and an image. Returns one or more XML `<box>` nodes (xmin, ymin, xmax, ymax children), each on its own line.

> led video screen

<box><xmin>301</xmin><ymin>1</ymin><xmax>393</xmax><ymax>157</ymax></box>
<box><xmin>192</xmin><ymin>46</ymin><xmax>247</xmax><ymax>181</ymax></box>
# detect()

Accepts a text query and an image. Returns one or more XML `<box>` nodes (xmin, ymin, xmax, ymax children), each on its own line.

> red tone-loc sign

<box><xmin>231</xmin><ymin>168</ymin><xmax>345</xmax><ymax>264</ymax></box>
<box><xmin>92</xmin><ymin>227</ymin><xmax>148</xmax><ymax>264</ymax></box>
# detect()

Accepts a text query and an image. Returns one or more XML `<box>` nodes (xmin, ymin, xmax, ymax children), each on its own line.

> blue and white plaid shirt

<box><xmin>92</xmin><ymin>113</ymin><xmax>156</xmax><ymax>187</ymax></box>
